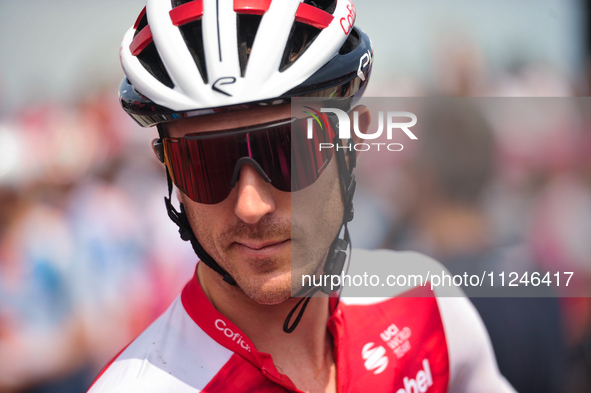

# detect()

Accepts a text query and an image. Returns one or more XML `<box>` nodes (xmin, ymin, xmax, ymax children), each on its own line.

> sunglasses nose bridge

<box><xmin>230</xmin><ymin>157</ymin><xmax>272</xmax><ymax>189</ymax></box>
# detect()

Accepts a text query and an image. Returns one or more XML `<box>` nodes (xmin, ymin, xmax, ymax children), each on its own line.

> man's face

<box><xmin>164</xmin><ymin>106</ymin><xmax>345</xmax><ymax>305</ymax></box>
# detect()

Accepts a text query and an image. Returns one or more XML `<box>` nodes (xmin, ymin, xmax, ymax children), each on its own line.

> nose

<box><xmin>233</xmin><ymin>164</ymin><xmax>276</xmax><ymax>224</ymax></box>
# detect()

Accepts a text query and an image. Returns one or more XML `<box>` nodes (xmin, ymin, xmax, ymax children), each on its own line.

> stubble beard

<box><xmin>182</xmin><ymin>204</ymin><xmax>334</xmax><ymax>305</ymax></box>
<box><xmin>181</xmin><ymin>202</ymin><xmax>319</xmax><ymax>305</ymax></box>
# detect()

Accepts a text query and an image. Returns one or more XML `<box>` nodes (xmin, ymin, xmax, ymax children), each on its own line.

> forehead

<box><xmin>165</xmin><ymin>104</ymin><xmax>291</xmax><ymax>138</ymax></box>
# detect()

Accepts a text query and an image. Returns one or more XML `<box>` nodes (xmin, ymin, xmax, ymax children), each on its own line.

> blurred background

<box><xmin>0</xmin><ymin>0</ymin><xmax>590</xmax><ymax>392</ymax></box>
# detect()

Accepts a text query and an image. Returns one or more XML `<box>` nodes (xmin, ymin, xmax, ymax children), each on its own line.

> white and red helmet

<box><xmin>119</xmin><ymin>0</ymin><xmax>373</xmax><ymax>126</ymax></box>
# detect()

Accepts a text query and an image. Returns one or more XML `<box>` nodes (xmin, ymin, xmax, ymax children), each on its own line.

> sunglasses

<box><xmin>153</xmin><ymin>115</ymin><xmax>337</xmax><ymax>204</ymax></box>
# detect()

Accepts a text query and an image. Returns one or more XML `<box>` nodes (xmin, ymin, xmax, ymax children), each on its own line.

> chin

<box><xmin>238</xmin><ymin>273</ymin><xmax>293</xmax><ymax>305</ymax></box>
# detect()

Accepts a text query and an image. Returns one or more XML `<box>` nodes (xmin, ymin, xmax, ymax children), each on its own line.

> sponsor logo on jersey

<box><xmin>396</xmin><ymin>359</ymin><xmax>433</xmax><ymax>393</ymax></box>
<box><xmin>215</xmin><ymin>319</ymin><xmax>251</xmax><ymax>352</ymax></box>
<box><xmin>380</xmin><ymin>323</ymin><xmax>412</xmax><ymax>359</ymax></box>
<box><xmin>361</xmin><ymin>342</ymin><xmax>389</xmax><ymax>374</ymax></box>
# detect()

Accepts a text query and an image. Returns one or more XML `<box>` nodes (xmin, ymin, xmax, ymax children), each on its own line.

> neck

<box><xmin>197</xmin><ymin>263</ymin><xmax>333</xmax><ymax>372</ymax></box>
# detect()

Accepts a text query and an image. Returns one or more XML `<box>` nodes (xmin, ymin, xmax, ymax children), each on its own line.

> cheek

<box><xmin>289</xmin><ymin>157</ymin><xmax>344</xmax><ymax>287</ymax></box>
<box><xmin>180</xmin><ymin>193</ymin><xmax>228</xmax><ymax>258</ymax></box>
<box><xmin>292</xmin><ymin>157</ymin><xmax>344</xmax><ymax>244</ymax></box>
<box><xmin>294</xmin><ymin>156</ymin><xmax>343</xmax><ymax>209</ymax></box>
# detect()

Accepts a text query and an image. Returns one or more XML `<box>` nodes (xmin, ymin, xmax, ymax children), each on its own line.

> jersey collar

<box><xmin>181</xmin><ymin>267</ymin><xmax>343</xmax><ymax>390</ymax></box>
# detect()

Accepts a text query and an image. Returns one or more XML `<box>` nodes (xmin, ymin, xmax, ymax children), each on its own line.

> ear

<box><xmin>348</xmin><ymin>105</ymin><xmax>371</xmax><ymax>159</ymax></box>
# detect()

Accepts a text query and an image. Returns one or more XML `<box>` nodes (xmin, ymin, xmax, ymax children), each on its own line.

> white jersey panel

<box><xmin>437</xmin><ymin>297</ymin><xmax>515</xmax><ymax>393</ymax></box>
<box><xmin>89</xmin><ymin>296</ymin><xmax>234</xmax><ymax>393</ymax></box>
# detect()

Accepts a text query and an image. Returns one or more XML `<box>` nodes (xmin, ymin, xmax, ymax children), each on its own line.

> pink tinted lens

<box><xmin>162</xmin><ymin>116</ymin><xmax>335</xmax><ymax>204</ymax></box>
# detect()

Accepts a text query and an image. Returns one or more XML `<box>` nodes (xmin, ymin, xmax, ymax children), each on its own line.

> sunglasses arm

<box><xmin>153</xmin><ymin>139</ymin><xmax>165</xmax><ymax>163</ymax></box>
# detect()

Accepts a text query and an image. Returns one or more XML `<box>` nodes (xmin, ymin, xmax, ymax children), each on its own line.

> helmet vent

<box><xmin>236</xmin><ymin>14</ymin><xmax>262</xmax><ymax>77</ymax></box>
<box><xmin>171</xmin><ymin>0</ymin><xmax>208</xmax><ymax>84</ymax></box>
<box><xmin>134</xmin><ymin>8</ymin><xmax>148</xmax><ymax>34</ymax></box>
<box><xmin>133</xmin><ymin>11</ymin><xmax>148</xmax><ymax>39</ymax></box>
<box><xmin>303</xmin><ymin>0</ymin><xmax>336</xmax><ymax>15</ymax></box>
<box><xmin>279</xmin><ymin>22</ymin><xmax>321</xmax><ymax>72</ymax></box>
<box><xmin>137</xmin><ymin>42</ymin><xmax>175</xmax><ymax>89</ymax></box>
<box><xmin>338</xmin><ymin>26</ymin><xmax>360</xmax><ymax>55</ymax></box>
<box><xmin>130</xmin><ymin>7</ymin><xmax>174</xmax><ymax>88</ymax></box>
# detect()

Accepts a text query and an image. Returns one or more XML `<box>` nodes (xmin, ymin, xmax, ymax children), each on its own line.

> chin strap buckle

<box><xmin>179</xmin><ymin>229</ymin><xmax>192</xmax><ymax>241</ymax></box>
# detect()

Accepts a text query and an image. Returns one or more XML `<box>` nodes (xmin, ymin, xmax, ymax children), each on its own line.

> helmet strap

<box><xmin>282</xmin><ymin>138</ymin><xmax>356</xmax><ymax>333</ymax></box>
<box><xmin>164</xmin><ymin>169</ymin><xmax>237</xmax><ymax>285</ymax></box>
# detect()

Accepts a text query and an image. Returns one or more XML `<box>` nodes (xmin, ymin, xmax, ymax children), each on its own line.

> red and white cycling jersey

<box><xmin>88</xmin><ymin>250</ymin><xmax>514</xmax><ymax>393</ymax></box>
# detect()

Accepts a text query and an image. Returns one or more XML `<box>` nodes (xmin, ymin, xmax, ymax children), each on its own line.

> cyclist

<box><xmin>89</xmin><ymin>0</ymin><xmax>515</xmax><ymax>391</ymax></box>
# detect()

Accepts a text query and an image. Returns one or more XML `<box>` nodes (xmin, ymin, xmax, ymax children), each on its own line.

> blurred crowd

<box><xmin>0</xmin><ymin>28</ymin><xmax>590</xmax><ymax>393</ymax></box>
<box><xmin>0</xmin><ymin>92</ymin><xmax>196</xmax><ymax>393</ymax></box>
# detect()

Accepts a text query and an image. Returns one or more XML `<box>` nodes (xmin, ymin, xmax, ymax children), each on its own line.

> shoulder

<box><xmin>343</xmin><ymin>248</ymin><xmax>464</xmax><ymax>297</ymax></box>
<box><xmin>348</xmin><ymin>248</ymin><xmax>447</xmax><ymax>275</ymax></box>
<box><xmin>436</xmin><ymin>296</ymin><xmax>515</xmax><ymax>392</ymax></box>
<box><xmin>88</xmin><ymin>297</ymin><xmax>234</xmax><ymax>393</ymax></box>
<box><xmin>342</xmin><ymin>249</ymin><xmax>515</xmax><ymax>392</ymax></box>
<box><xmin>349</xmin><ymin>248</ymin><xmax>440</xmax><ymax>268</ymax></box>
